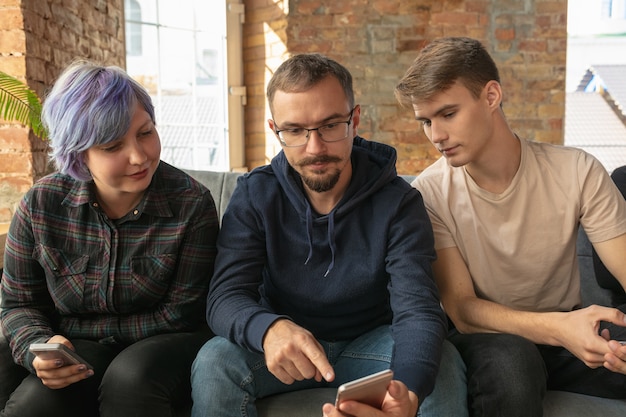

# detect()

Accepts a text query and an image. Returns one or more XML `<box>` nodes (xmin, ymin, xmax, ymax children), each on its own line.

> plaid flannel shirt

<box><xmin>0</xmin><ymin>162</ymin><xmax>218</xmax><ymax>370</ymax></box>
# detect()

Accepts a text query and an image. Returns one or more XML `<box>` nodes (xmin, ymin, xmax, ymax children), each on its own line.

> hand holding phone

<box><xmin>29</xmin><ymin>343</ymin><xmax>93</xmax><ymax>370</ymax></box>
<box><xmin>335</xmin><ymin>369</ymin><xmax>393</xmax><ymax>410</ymax></box>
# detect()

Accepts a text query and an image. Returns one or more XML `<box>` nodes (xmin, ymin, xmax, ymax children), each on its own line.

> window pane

<box><xmin>125</xmin><ymin>0</ymin><xmax>229</xmax><ymax>171</ymax></box>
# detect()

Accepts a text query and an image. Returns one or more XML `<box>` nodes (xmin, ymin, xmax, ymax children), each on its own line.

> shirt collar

<box><xmin>61</xmin><ymin>166</ymin><xmax>174</xmax><ymax>219</ymax></box>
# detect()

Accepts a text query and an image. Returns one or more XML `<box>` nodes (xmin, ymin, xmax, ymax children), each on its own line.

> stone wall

<box><xmin>0</xmin><ymin>0</ymin><xmax>124</xmax><ymax>222</ymax></box>
<box><xmin>242</xmin><ymin>0</ymin><xmax>567</xmax><ymax>173</ymax></box>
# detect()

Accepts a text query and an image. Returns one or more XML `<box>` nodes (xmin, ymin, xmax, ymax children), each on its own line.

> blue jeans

<box><xmin>191</xmin><ymin>325</ymin><xmax>467</xmax><ymax>417</ymax></box>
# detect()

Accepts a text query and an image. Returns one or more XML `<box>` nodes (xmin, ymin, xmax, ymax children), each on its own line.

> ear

<box><xmin>484</xmin><ymin>80</ymin><xmax>502</xmax><ymax>110</ymax></box>
<box><xmin>268</xmin><ymin>119</ymin><xmax>282</xmax><ymax>145</ymax></box>
<box><xmin>351</xmin><ymin>104</ymin><xmax>361</xmax><ymax>136</ymax></box>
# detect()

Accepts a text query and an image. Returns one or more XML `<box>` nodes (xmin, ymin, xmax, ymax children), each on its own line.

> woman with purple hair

<box><xmin>0</xmin><ymin>60</ymin><xmax>218</xmax><ymax>417</ymax></box>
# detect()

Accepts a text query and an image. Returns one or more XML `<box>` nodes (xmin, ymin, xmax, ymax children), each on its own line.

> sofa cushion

<box><xmin>255</xmin><ymin>388</ymin><xmax>626</xmax><ymax>417</ymax></box>
<box><xmin>183</xmin><ymin>169</ymin><xmax>241</xmax><ymax>222</ymax></box>
<box><xmin>258</xmin><ymin>388</ymin><xmax>335</xmax><ymax>417</ymax></box>
<box><xmin>543</xmin><ymin>391</ymin><xmax>626</xmax><ymax>417</ymax></box>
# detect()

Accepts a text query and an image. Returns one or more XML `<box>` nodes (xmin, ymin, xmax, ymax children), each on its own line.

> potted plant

<box><xmin>0</xmin><ymin>70</ymin><xmax>47</xmax><ymax>140</ymax></box>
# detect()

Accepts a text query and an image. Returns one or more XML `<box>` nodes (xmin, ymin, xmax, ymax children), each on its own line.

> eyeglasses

<box><xmin>274</xmin><ymin>107</ymin><xmax>356</xmax><ymax>147</ymax></box>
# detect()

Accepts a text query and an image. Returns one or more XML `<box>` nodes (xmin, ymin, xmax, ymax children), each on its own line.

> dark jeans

<box><xmin>0</xmin><ymin>334</ymin><xmax>27</xmax><ymax>408</ymax></box>
<box><xmin>0</xmin><ymin>329</ymin><xmax>212</xmax><ymax>417</ymax></box>
<box><xmin>450</xmin><ymin>310</ymin><xmax>626</xmax><ymax>417</ymax></box>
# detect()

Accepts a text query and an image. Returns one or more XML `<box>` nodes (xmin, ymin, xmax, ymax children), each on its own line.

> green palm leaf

<box><xmin>0</xmin><ymin>71</ymin><xmax>47</xmax><ymax>140</ymax></box>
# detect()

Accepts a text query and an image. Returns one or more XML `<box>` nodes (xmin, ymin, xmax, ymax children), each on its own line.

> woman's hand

<box><xmin>31</xmin><ymin>335</ymin><xmax>94</xmax><ymax>389</ymax></box>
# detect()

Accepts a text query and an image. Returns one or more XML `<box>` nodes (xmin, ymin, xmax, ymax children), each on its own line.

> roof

<box><xmin>576</xmin><ymin>64</ymin><xmax>626</xmax><ymax>118</ymax></box>
<box><xmin>564</xmin><ymin>91</ymin><xmax>626</xmax><ymax>173</ymax></box>
<box><xmin>152</xmin><ymin>95</ymin><xmax>229</xmax><ymax>170</ymax></box>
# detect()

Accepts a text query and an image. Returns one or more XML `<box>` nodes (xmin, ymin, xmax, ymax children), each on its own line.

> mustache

<box><xmin>296</xmin><ymin>155</ymin><xmax>342</xmax><ymax>167</ymax></box>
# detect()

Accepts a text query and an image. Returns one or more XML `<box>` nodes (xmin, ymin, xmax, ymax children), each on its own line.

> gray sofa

<box><xmin>183</xmin><ymin>169</ymin><xmax>626</xmax><ymax>417</ymax></box>
<box><xmin>1</xmin><ymin>170</ymin><xmax>625</xmax><ymax>416</ymax></box>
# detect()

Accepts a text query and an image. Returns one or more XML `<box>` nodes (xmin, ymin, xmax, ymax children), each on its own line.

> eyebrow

<box><xmin>134</xmin><ymin>117</ymin><xmax>155</xmax><ymax>131</ymax></box>
<box><xmin>277</xmin><ymin>110</ymin><xmax>350</xmax><ymax>128</ymax></box>
<box><xmin>139</xmin><ymin>120</ymin><xmax>154</xmax><ymax>129</ymax></box>
<box><xmin>415</xmin><ymin>104</ymin><xmax>458</xmax><ymax>122</ymax></box>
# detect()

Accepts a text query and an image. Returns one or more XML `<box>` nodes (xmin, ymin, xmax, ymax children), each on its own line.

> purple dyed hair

<box><xmin>42</xmin><ymin>60</ymin><xmax>155</xmax><ymax>181</ymax></box>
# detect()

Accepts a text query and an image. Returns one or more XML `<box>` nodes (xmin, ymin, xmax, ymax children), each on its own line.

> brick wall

<box><xmin>0</xmin><ymin>0</ymin><xmax>567</xmax><ymax>222</ymax></box>
<box><xmin>242</xmin><ymin>0</ymin><xmax>567</xmax><ymax>173</ymax></box>
<box><xmin>0</xmin><ymin>0</ymin><xmax>124</xmax><ymax>222</ymax></box>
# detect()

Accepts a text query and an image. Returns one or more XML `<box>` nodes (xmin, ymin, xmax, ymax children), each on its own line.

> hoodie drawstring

<box><xmin>303</xmin><ymin>205</ymin><xmax>337</xmax><ymax>277</ymax></box>
<box><xmin>304</xmin><ymin>204</ymin><xmax>314</xmax><ymax>265</ymax></box>
<box><xmin>324</xmin><ymin>211</ymin><xmax>336</xmax><ymax>277</ymax></box>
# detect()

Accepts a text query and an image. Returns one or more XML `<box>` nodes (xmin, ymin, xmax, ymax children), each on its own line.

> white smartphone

<box><xmin>335</xmin><ymin>369</ymin><xmax>393</xmax><ymax>409</ymax></box>
<box><xmin>29</xmin><ymin>343</ymin><xmax>93</xmax><ymax>369</ymax></box>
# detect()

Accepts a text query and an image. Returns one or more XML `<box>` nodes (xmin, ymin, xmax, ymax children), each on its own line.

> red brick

<box><xmin>0</xmin><ymin>126</ymin><xmax>31</xmax><ymax>149</ymax></box>
<box><xmin>495</xmin><ymin>27</ymin><xmax>516</xmax><ymax>41</ymax></box>
<box><xmin>0</xmin><ymin>29</ymin><xmax>26</xmax><ymax>51</ymax></box>
<box><xmin>0</xmin><ymin>7</ymin><xmax>24</xmax><ymax>30</ymax></box>
<box><xmin>432</xmin><ymin>12</ymin><xmax>479</xmax><ymax>26</ymax></box>
<box><xmin>0</xmin><ymin>152</ymin><xmax>32</xmax><ymax>174</ymax></box>
<box><xmin>373</xmin><ymin>0</ymin><xmax>399</xmax><ymax>14</ymax></box>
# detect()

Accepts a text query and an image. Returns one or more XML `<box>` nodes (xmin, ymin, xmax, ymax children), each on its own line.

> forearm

<box><xmin>58</xmin><ymin>300</ymin><xmax>206</xmax><ymax>344</ymax></box>
<box><xmin>391</xmin><ymin>308</ymin><xmax>445</xmax><ymax>398</ymax></box>
<box><xmin>1</xmin><ymin>307</ymin><xmax>56</xmax><ymax>369</ymax></box>
<box><xmin>594</xmin><ymin>234</ymin><xmax>626</xmax><ymax>292</ymax></box>
<box><xmin>449</xmin><ymin>296</ymin><xmax>565</xmax><ymax>345</ymax></box>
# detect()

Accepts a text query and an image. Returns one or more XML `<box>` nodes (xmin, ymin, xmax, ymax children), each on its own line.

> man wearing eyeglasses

<box><xmin>190</xmin><ymin>54</ymin><xmax>467</xmax><ymax>417</ymax></box>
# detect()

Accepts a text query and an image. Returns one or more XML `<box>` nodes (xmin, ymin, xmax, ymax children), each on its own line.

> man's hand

<box><xmin>600</xmin><ymin>329</ymin><xmax>626</xmax><ymax>374</ymax></box>
<box><xmin>262</xmin><ymin>319</ymin><xmax>335</xmax><ymax>384</ymax></box>
<box><xmin>31</xmin><ymin>335</ymin><xmax>94</xmax><ymax>389</ymax></box>
<box><xmin>558</xmin><ymin>305</ymin><xmax>626</xmax><ymax>372</ymax></box>
<box><xmin>322</xmin><ymin>380</ymin><xmax>418</xmax><ymax>417</ymax></box>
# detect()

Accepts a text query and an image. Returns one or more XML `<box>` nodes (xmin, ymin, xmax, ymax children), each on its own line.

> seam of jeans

<box><xmin>240</xmin><ymin>392</ymin><xmax>250</xmax><ymax>417</ymax></box>
<box><xmin>239</xmin><ymin>370</ymin><xmax>255</xmax><ymax>417</ymax></box>
<box><xmin>339</xmin><ymin>351</ymin><xmax>392</xmax><ymax>362</ymax></box>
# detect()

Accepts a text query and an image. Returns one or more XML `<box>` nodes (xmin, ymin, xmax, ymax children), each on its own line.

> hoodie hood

<box><xmin>270</xmin><ymin>136</ymin><xmax>399</xmax><ymax>276</ymax></box>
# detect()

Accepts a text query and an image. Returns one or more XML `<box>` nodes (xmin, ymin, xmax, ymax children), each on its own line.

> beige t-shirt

<box><xmin>413</xmin><ymin>138</ymin><xmax>626</xmax><ymax>312</ymax></box>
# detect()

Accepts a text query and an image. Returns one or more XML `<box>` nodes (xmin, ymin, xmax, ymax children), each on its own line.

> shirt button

<box><xmin>133</xmin><ymin>209</ymin><xmax>139</xmax><ymax>215</ymax></box>
<box><xmin>93</xmin><ymin>202</ymin><xmax>99</xmax><ymax>208</ymax></box>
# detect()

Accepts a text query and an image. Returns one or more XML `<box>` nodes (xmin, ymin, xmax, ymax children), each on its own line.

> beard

<box><xmin>295</xmin><ymin>155</ymin><xmax>343</xmax><ymax>193</ymax></box>
<box><xmin>301</xmin><ymin>169</ymin><xmax>341</xmax><ymax>192</ymax></box>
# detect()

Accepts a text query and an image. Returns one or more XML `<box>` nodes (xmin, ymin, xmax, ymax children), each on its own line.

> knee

<box><xmin>192</xmin><ymin>337</ymin><xmax>235</xmax><ymax>377</ymax></box>
<box><xmin>191</xmin><ymin>336</ymin><xmax>252</xmax><ymax>388</ymax></box>
<box><xmin>460</xmin><ymin>334</ymin><xmax>546</xmax><ymax>400</ymax></box>
<box><xmin>480</xmin><ymin>334</ymin><xmax>544</xmax><ymax>380</ymax></box>
<box><xmin>101</xmin><ymin>350</ymin><xmax>154</xmax><ymax>392</ymax></box>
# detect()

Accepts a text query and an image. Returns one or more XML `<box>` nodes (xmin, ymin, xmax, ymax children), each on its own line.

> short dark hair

<box><xmin>266</xmin><ymin>53</ymin><xmax>354</xmax><ymax>114</ymax></box>
<box><xmin>395</xmin><ymin>37</ymin><xmax>500</xmax><ymax>107</ymax></box>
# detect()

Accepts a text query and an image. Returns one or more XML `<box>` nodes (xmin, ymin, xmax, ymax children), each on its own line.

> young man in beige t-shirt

<box><xmin>395</xmin><ymin>36</ymin><xmax>626</xmax><ymax>417</ymax></box>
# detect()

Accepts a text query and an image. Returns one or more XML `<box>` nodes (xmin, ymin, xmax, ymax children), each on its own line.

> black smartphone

<box><xmin>29</xmin><ymin>343</ymin><xmax>93</xmax><ymax>369</ymax></box>
<box><xmin>335</xmin><ymin>369</ymin><xmax>393</xmax><ymax>409</ymax></box>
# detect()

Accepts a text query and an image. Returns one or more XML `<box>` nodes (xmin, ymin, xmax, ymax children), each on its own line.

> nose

<box><xmin>428</xmin><ymin>121</ymin><xmax>446</xmax><ymax>145</ymax></box>
<box><xmin>304</xmin><ymin>129</ymin><xmax>326</xmax><ymax>154</ymax></box>
<box><xmin>128</xmin><ymin>139</ymin><xmax>148</xmax><ymax>165</ymax></box>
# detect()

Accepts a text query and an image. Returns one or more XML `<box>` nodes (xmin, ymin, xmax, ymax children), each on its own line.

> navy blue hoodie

<box><xmin>207</xmin><ymin>136</ymin><xmax>446</xmax><ymax>399</ymax></box>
